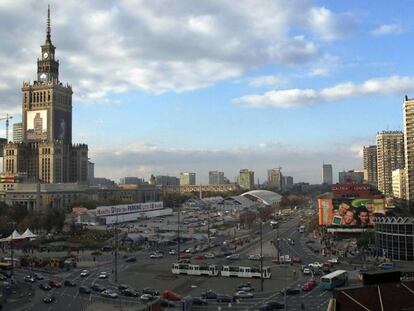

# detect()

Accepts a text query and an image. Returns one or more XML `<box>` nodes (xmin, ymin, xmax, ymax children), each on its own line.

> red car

<box><xmin>162</xmin><ymin>289</ymin><xmax>183</xmax><ymax>301</ymax></box>
<box><xmin>302</xmin><ymin>280</ymin><xmax>317</xmax><ymax>291</ymax></box>
<box><xmin>194</xmin><ymin>255</ymin><xmax>206</xmax><ymax>260</ymax></box>
<box><xmin>48</xmin><ymin>280</ymin><xmax>62</xmax><ymax>288</ymax></box>
<box><xmin>292</xmin><ymin>257</ymin><xmax>302</xmax><ymax>263</ymax></box>
<box><xmin>323</xmin><ymin>261</ymin><xmax>333</xmax><ymax>268</ymax></box>
<box><xmin>180</xmin><ymin>254</ymin><xmax>192</xmax><ymax>259</ymax></box>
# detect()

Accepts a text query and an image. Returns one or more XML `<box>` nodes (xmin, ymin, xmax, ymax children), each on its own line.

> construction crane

<box><xmin>0</xmin><ymin>113</ymin><xmax>13</xmax><ymax>142</ymax></box>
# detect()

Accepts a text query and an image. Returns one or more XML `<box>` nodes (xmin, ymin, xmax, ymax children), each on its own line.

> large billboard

<box><xmin>26</xmin><ymin>110</ymin><xmax>48</xmax><ymax>141</ymax></box>
<box><xmin>318</xmin><ymin>198</ymin><xmax>385</xmax><ymax>226</ymax></box>
<box><xmin>53</xmin><ymin>109</ymin><xmax>71</xmax><ymax>143</ymax></box>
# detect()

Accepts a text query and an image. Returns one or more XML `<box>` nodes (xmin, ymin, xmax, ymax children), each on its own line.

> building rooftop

<box><xmin>241</xmin><ymin>190</ymin><xmax>282</xmax><ymax>206</ymax></box>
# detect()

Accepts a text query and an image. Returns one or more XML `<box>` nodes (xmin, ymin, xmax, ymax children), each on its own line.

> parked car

<box><xmin>308</xmin><ymin>262</ymin><xmax>323</xmax><ymax>269</ymax></box>
<box><xmin>101</xmin><ymin>290</ymin><xmax>118</xmax><ymax>299</ymax></box>
<box><xmin>226</xmin><ymin>253</ymin><xmax>240</xmax><ymax>261</ymax></box>
<box><xmin>91</xmin><ymin>284</ymin><xmax>106</xmax><ymax>292</ymax></box>
<box><xmin>48</xmin><ymin>280</ymin><xmax>62</xmax><ymax>288</ymax></box>
<box><xmin>169</xmin><ymin>249</ymin><xmax>177</xmax><ymax>255</ymax></box>
<box><xmin>191</xmin><ymin>297</ymin><xmax>208</xmax><ymax>305</ymax></box>
<box><xmin>140</xmin><ymin>294</ymin><xmax>155</xmax><ymax>302</ymax></box>
<box><xmin>39</xmin><ymin>283</ymin><xmax>52</xmax><ymax>291</ymax></box>
<box><xmin>24</xmin><ymin>275</ymin><xmax>35</xmax><ymax>283</ymax></box>
<box><xmin>327</xmin><ymin>257</ymin><xmax>339</xmax><ymax>264</ymax></box>
<box><xmin>34</xmin><ymin>273</ymin><xmax>44</xmax><ymax>280</ymax></box>
<box><xmin>201</xmin><ymin>290</ymin><xmax>218</xmax><ymax>299</ymax></box>
<box><xmin>162</xmin><ymin>289</ymin><xmax>183</xmax><ymax>301</ymax></box>
<box><xmin>281</xmin><ymin>288</ymin><xmax>300</xmax><ymax>295</ymax></box>
<box><xmin>216</xmin><ymin>294</ymin><xmax>234</xmax><ymax>302</ymax></box>
<box><xmin>79</xmin><ymin>286</ymin><xmax>91</xmax><ymax>294</ymax></box>
<box><xmin>64</xmin><ymin>280</ymin><xmax>76</xmax><ymax>287</ymax></box>
<box><xmin>302</xmin><ymin>280</ymin><xmax>317</xmax><ymax>291</ymax></box>
<box><xmin>125</xmin><ymin>257</ymin><xmax>137</xmax><ymax>263</ymax></box>
<box><xmin>378</xmin><ymin>262</ymin><xmax>395</xmax><ymax>270</ymax></box>
<box><xmin>150</xmin><ymin>252</ymin><xmax>163</xmax><ymax>259</ymax></box>
<box><xmin>142</xmin><ymin>288</ymin><xmax>160</xmax><ymax>296</ymax></box>
<box><xmin>259</xmin><ymin>301</ymin><xmax>285</xmax><ymax>310</ymax></box>
<box><xmin>121</xmin><ymin>288</ymin><xmax>139</xmax><ymax>297</ymax></box>
<box><xmin>98</xmin><ymin>272</ymin><xmax>108</xmax><ymax>279</ymax></box>
<box><xmin>248</xmin><ymin>254</ymin><xmax>262</xmax><ymax>261</ymax></box>
<box><xmin>43</xmin><ymin>293</ymin><xmax>56</xmax><ymax>303</ymax></box>
<box><xmin>180</xmin><ymin>254</ymin><xmax>192</xmax><ymax>259</ymax></box>
<box><xmin>80</xmin><ymin>270</ymin><xmax>89</xmax><ymax>277</ymax></box>
<box><xmin>292</xmin><ymin>257</ymin><xmax>302</xmax><ymax>263</ymax></box>
<box><xmin>303</xmin><ymin>267</ymin><xmax>311</xmax><ymax>275</ymax></box>
<box><xmin>204</xmin><ymin>253</ymin><xmax>215</xmax><ymax>259</ymax></box>
<box><xmin>118</xmin><ymin>284</ymin><xmax>129</xmax><ymax>290</ymax></box>
<box><xmin>234</xmin><ymin>291</ymin><xmax>254</xmax><ymax>299</ymax></box>
<box><xmin>194</xmin><ymin>255</ymin><xmax>206</xmax><ymax>260</ymax></box>
<box><xmin>323</xmin><ymin>261</ymin><xmax>333</xmax><ymax>268</ymax></box>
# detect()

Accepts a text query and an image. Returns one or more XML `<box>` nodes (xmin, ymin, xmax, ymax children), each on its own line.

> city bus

<box><xmin>171</xmin><ymin>263</ymin><xmax>219</xmax><ymax>276</ymax></box>
<box><xmin>221</xmin><ymin>266</ymin><xmax>271</xmax><ymax>279</ymax></box>
<box><xmin>320</xmin><ymin>270</ymin><xmax>348</xmax><ymax>290</ymax></box>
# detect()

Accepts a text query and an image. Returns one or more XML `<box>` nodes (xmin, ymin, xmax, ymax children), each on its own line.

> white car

<box><xmin>234</xmin><ymin>291</ymin><xmax>254</xmax><ymax>299</ymax></box>
<box><xmin>150</xmin><ymin>252</ymin><xmax>163</xmax><ymax>259</ymax></box>
<box><xmin>248</xmin><ymin>254</ymin><xmax>262</xmax><ymax>261</ymax></box>
<box><xmin>140</xmin><ymin>293</ymin><xmax>154</xmax><ymax>301</ymax></box>
<box><xmin>327</xmin><ymin>257</ymin><xmax>339</xmax><ymax>264</ymax></box>
<box><xmin>204</xmin><ymin>253</ymin><xmax>215</xmax><ymax>259</ymax></box>
<box><xmin>308</xmin><ymin>262</ymin><xmax>323</xmax><ymax>269</ymax></box>
<box><xmin>303</xmin><ymin>267</ymin><xmax>311</xmax><ymax>275</ymax></box>
<box><xmin>101</xmin><ymin>290</ymin><xmax>118</xmax><ymax>298</ymax></box>
<box><xmin>169</xmin><ymin>249</ymin><xmax>177</xmax><ymax>255</ymax></box>
<box><xmin>80</xmin><ymin>270</ymin><xmax>89</xmax><ymax>277</ymax></box>
<box><xmin>98</xmin><ymin>272</ymin><xmax>108</xmax><ymax>279</ymax></box>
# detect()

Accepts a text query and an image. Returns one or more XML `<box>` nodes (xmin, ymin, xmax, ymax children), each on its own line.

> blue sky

<box><xmin>1</xmin><ymin>0</ymin><xmax>414</xmax><ymax>183</ymax></box>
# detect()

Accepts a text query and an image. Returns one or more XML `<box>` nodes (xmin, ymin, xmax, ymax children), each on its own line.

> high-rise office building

<box><xmin>284</xmin><ymin>176</ymin><xmax>294</xmax><ymax>188</ymax></box>
<box><xmin>239</xmin><ymin>169</ymin><xmax>254</xmax><ymax>190</ymax></box>
<box><xmin>363</xmin><ymin>145</ymin><xmax>378</xmax><ymax>187</ymax></box>
<box><xmin>119</xmin><ymin>177</ymin><xmax>144</xmax><ymax>185</ymax></box>
<box><xmin>377</xmin><ymin>131</ymin><xmax>405</xmax><ymax>196</ymax></box>
<box><xmin>87</xmin><ymin>161</ymin><xmax>94</xmax><ymax>184</ymax></box>
<box><xmin>209</xmin><ymin>171</ymin><xmax>225</xmax><ymax>185</ymax></box>
<box><xmin>180</xmin><ymin>172</ymin><xmax>196</xmax><ymax>185</ymax></box>
<box><xmin>404</xmin><ymin>96</ymin><xmax>414</xmax><ymax>203</ymax></box>
<box><xmin>392</xmin><ymin>168</ymin><xmax>407</xmax><ymax>199</ymax></box>
<box><xmin>268</xmin><ymin>168</ymin><xmax>283</xmax><ymax>191</ymax></box>
<box><xmin>13</xmin><ymin>123</ymin><xmax>23</xmax><ymax>143</ymax></box>
<box><xmin>322</xmin><ymin>164</ymin><xmax>333</xmax><ymax>185</ymax></box>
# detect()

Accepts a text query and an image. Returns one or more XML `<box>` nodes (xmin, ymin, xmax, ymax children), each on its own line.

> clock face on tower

<box><xmin>43</xmin><ymin>52</ymin><xmax>48</xmax><ymax>59</ymax></box>
<box><xmin>40</xmin><ymin>73</ymin><xmax>47</xmax><ymax>81</ymax></box>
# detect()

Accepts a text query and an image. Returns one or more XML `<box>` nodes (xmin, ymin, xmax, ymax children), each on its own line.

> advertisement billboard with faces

<box><xmin>318</xmin><ymin>198</ymin><xmax>385</xmax><ymax>227</ymax></box>
<box><xmin>26</xmin><ymin>110</ymin><xmax>48</xmax><ymax>141</ymax></box>
<box><xmin>53</xmin><ymin>109</ymin><xmax>72</xmax><ymax>143</ymax></box>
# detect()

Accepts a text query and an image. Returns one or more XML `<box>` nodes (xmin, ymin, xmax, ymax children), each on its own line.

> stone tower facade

<box><xmin>2</xmin><ymin>6</ymin><xmax>88</xmax><ymax>184</ymax></box>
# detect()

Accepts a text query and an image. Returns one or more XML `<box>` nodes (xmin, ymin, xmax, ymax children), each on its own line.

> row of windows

<box><xmin>5</xmin><ymin>150</ymin><xmax>15</xmax><ymax>156</ymax></box>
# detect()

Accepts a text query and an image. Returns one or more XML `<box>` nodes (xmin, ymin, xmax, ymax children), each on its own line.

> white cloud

<box><xmin>249</xmin><ymin>75</ymin><xmax>288</xmax><ymax>87</ymax></box>
<box><xmin>370</xmin><ymin>23</ymin><xmax>402</xmax><ymax>36</ymax></box>
<box><xmin>0</xmin><ymin>0</ymin><xmax>355</xmax><ymax>111</ymax></box>
<box><xmin>308</xmin><ymin>54</ymin><xmax>339</xmax><ymax>77</ymax></box>
<box><xmin>234</xmin><ymin>75</ymin><xmax>414</xmax><ymax>108</ymax></box>
<box><xmin>307</xmin><ymin>7</ymin><xmax>357</xmax><ymax>41</ymax></box>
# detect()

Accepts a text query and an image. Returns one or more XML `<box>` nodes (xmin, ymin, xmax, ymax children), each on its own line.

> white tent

<box><xmin>0</xmin><ymin>230</ymin><xmax>24</xmax><ymax>242</ymax></box>
<box><xmin>21</xmin><ymin>228</ymin><xmax>37</xmax><ymax>239</ymax></box>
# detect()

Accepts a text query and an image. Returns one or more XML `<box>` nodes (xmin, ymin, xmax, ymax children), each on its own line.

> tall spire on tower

<box><xmin>46</xmin><ymin>4</ymin><xmax>51</xmax><ymax>43</ymax></box>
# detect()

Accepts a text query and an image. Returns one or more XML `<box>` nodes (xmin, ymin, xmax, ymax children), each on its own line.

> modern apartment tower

<box><xmin>404</xmin><ymin>96</ymin><xmax>414</xmax><ymax>203</ymax></box>
<box><xmin>239</xmin><ymin>169</ymin><xmax>254</xmax><ymax>190</ymax></box>
<box><xmin>209</xmin><ymin>171</ymin><xmax>225</xmax><ymax>185</ymax></box>
<box><xmin>322</xmin><ymin>164</ymin><xmax>333</xmax><ymax>185</ymax></box>
<box><xmin>363</xmin><ymin>145</ymin><xmax>378</xmax><ymax>187</ymax></box>
<box><xmin>376</xmin><ymin>131</ymin><xmax>405</xmax><ymax>196</ymax></box>
<box><xmin>180</xmin><ymin>172</ymin><xmax>196</xmax><ymax>186</ymax></box>
<box><xmin>13</xmin><ymin>123</ymin><xmax>23</xmax><ymax>143</ymax></box>
<box><xmin>268</xmin><ymin>168</ymin><xmax>283</xmax><ymax>191</ymax></box>
<box><xmin>2</xmin><ymin>7</ymin><xmax>88</xmax><ymax>183</ymax></box>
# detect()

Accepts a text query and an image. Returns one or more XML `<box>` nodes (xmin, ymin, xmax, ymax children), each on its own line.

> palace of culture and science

<box><xmin>2</xmin><ymin>7</ymin><xmax>88</xmax><ymax>184</ymax></box>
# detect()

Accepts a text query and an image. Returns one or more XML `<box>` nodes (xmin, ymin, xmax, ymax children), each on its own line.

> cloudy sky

<box><xmin>0</xmin><ymin>0</ymin><xmax>412</xmax><ymax>184</ymax></box>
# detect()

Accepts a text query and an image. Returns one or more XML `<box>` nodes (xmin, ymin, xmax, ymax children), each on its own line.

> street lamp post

<box><xmin>260</xmin><ymin>219</ymin><xmax>264</xmax><ymax>292</ymax></box>
<box><xmin>114</xmin><ymin>212</ymin><xmax>119</xmax><ymax>283</ymax></box>
<box><xmin>9</xmin><ymin>221</ymin><xmax>16</xmax><ymax>277</ymax></box>
<box><xmin>177</xmin><ymin>201</ymin><xmax>181</xmax><ymax>261</ymax></box>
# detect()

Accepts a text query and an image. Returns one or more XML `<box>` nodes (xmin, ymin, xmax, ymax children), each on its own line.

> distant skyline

<box><xmin>0</xmin><ymin>1</ymin><xmax>413</xmax><ymax>183</ymax></box>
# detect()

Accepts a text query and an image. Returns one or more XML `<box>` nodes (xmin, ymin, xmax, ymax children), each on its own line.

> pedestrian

<box><xmin>301</xmin><ymin>302</ymin><xmax>305</xmax><ymax>310</ymax></box>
